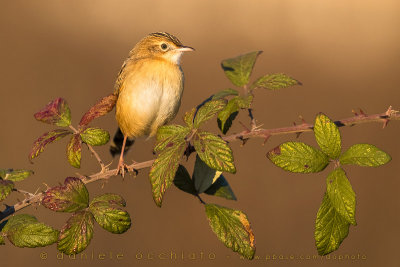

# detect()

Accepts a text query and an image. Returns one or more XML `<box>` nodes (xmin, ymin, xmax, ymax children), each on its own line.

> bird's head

<box><xmin>129</xmin><ymin>32</ymin><xmax>194</xmax><ymax>64</ymax></box>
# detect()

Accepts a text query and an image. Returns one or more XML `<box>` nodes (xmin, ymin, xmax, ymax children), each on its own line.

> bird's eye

<box><xmin>160</xmin><ymin>43</ymin><xmax>168</xmax><ymax>50</ymax></box>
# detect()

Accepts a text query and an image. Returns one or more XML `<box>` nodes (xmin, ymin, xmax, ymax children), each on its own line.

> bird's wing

<box><xmin>114</xmin><ymin>59</ymin><xmax>130</xmax><ymax>96</ymax></box>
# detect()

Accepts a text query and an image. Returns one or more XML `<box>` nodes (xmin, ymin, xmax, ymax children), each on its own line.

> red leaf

<box><xmin>29</xmin><ymin>129</ymin><xmax>72</xmax><ymax>161</ymax></box>
<box><xmin>34</xmin><ymin>98</ymin><xmax>71</xmax><ymax>127</ymax></box>
<box><xmin>42</xmin><ymin>177</ymin><xmax>89</xmax><ymax>212</ymax></box>
<box><xmin>79</xmin><ymin>94</ymin><xmax>117</xmax><ymax>127</ymax></box>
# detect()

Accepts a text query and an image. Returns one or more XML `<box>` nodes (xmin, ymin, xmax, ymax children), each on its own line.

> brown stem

<box><xmin>86</xmin><ymin>144</ymin><xmax>106</xmax><ymax>172</ymax></box>
<box><xmin>70</xmin><ymin>125</ymin><xmax>106</xmax><ymax>171</ymax></box>
<box><xmin>223</xmin><ymin>107</ymin><xmax>399</xmax><ymax>142</ymax></box>
<box><xmin>0</xmin><ymin>107</ymin><xmax>398</xmax><ymax>222</ymax></box>
<box><xmin>0</xmin><ymin>159</ymin><xmax>155</xmax><ymax>221</ymax></box>
<box><xmin>69</xmin><ymin>125</ymin><xmax>79</xmax><ymax>134</ymax></box>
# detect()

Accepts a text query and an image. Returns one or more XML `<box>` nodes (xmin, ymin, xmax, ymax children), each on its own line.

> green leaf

<box><xmin>205</xmin><ymin>204</ymin><xmax>255</xmax><ymax>259</ymax></box>
<box><xmin>67</xmin><ymin>134</ymin><xmax>82</xmax><ymax>168</ymax></box>
<box><xmin>217</xmin><ymin>95</ymin><xmax>253</xmax><ymax>134</ymax></box>
<box><xmin>149</xmin><ymin>138</ymin><xmax>186</xmax><ymax>207</ymax></box>
<box><xmin>251</xmin><ymin>73</ymin><xmax>301</xmax><ymax>90</ymax></box>
<box><xmin>89</xmin><ymin>193</ymin><xmax>126</xmax><ymax>206</ymax></box>
<box><xmin>3</xmin><ymin>214</ymin><xmax>59</xmax><ymax>248</ymax></box>
<box><xmin>80</xmin><ymin>127</ymin><xmax>110</xmax><ymax>146</ymax></box>
<box><xmin>340</xmin><ymin>144</ymin><xmax>391</xmax><ymax>167</ymax></box>
<box><xmin>236</xmin><ymin>94</ymin><xmax>254</xmax><ymax>109</ymax></box>
<box><xmin>42</xmin><ymin>177</ymin><xmax>89</xmax><ymax>212</ymax></box>
<box><xmin>154</xmin><ymin>125</ymin><xmax>190</xmax><ymax>152</ymax></box>
<box><xmin>3</xmin><ymin>214</ymin><xmax>37</xmax><ymax>230</ymax></box>
<box><xmin>57</xmin><ymin>210</ymin><xmax>94</xmax><ymax>255</ymax></box>
<box><xmin>183</xmin><ymin>108</ymin><xmax>196</xmax><ymax>128</ymax></box>
<box><xmin>0</xmin><ymin>221</ymin><xmax>5</xmax><ymax>245</ymax></box>
<box><xmin>173</xmin><ymin>165</ymin><xmax>197</xmax><ymax>195</ymax></box>
<box><xmin>0</xmin><ymin>179</ymin><xmax>14</xmax><ymax>201</ymax></box>
<box><xmin>89</xmin><ymin>194</ymin><xmax>131</xmax><ymax>234</ymax></box>
<box><xmin>205</xmin><ymin>175</ymin><xmax>237</xmax><ymax>201</ymax></box>
<box><xmin>221</xmin><ymin>51</ymin><xmax>262</xmax><ymax>87</ymax></box>
<box><xmin>315</xmin><ymin>193</ymin><xmax>350</xmax><ymax>256</ymax></box>
<box><xmin>217</xmin><ymin>112</ymin><xmax>238</xmax><ymax>135</ymax></box>
<box><xmin>194</xmin><ymin>99</ymin><xmax>226</xmax><ymax>128</ymax></box>
<box><xmin>212</xmin><ymin>88</ymin><xmax>239</xmax><ymax>100</ymax></box>
<box><xmin>34</xmin><ymin>98</ymin><xmax>71</xmax><ymax>127</ymax></box>
<box><xmin>193</xmin><ymin>155</ymin><xmax>222</xmax><ymax>193</ymax></box>
<box><xmin>326</xmin><ymin>168</ymin><xmax>356</xmax><ymax>225</ymax></box>
<box><xmin>194</xmin><ymin>131</ymin><xmax>236</xmax><ymax>173</ymax></box>
<box><xmin>267</xmin><ymin>142</ymin><xmax>329</xmax><ymax>173</ymax></box>
<box><xmin>29</xmin><ymin>129</ymin><xmax>72</xmax><ymax>161</ymax></box>
<box><xmin>217</xmin><ymin>98</ymin><xmax>240</xmax><ymax>135</ymax></box>
<box><xmin>0</xmin><ymin>169</ymin><xmax>34</xmax><ymax>182</ymax></box>
<box><xmin>314</xmin><ymin>113</ymin><xmax>341</xmax><ymax>159</ymax></box>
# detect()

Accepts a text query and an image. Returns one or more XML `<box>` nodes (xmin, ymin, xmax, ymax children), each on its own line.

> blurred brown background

<box><xmin>1</xmin><ymin>0</ymin><xmax>399</xmax><ymax>266</ymax></box>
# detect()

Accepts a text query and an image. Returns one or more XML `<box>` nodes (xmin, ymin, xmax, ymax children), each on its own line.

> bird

<box><xmin>113</xmin><ymin>32</ymin><xmax>194</xmax><ymax>176</ymax></box>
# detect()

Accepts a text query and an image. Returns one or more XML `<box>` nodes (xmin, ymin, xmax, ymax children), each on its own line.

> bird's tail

<box><xmin>109</xmin><ymin>127</ymin><xmax>135</xmax><ymax>157</ymax></box>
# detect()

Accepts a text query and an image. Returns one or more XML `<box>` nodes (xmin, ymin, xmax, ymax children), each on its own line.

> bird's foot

<box><xmin>126</xmin><ymin>160</ymin><xmax>139</xmax><ymax>177</ymax></box>
<box><xmin>116</xmin><ymin>158</ymin><xmax>128</xmax><ymax>177</ymax></box>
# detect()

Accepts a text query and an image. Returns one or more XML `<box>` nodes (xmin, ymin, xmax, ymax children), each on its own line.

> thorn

<box><xmin>293</xmin><ymin>122</ymin><xmax>297</xmax><ymax>126</ymax></box>
<box><xmin>359</xmin><ymin>108</ymin><xmax>366</xmax><ymax>116</ymax></box>
<box><xmin>100</xmin><ymin>161</ymin><xmax>113</xmax><ymax>174</ymax></box>
<box><xmin>382</xmin><ymin>119</ymin><xmax>389</xmax><ymax>129</ymax></box>
<box><xmin>386</xmin><ymin>105</ymin><xmax>398</xmax><ymax>116</ymax></box>
<box><xmin>252</xmin><ymin>123</ymin><xmax>264</xmax><ymax>131</ymax></box>
<box><xmin>386</xmin><ymin>105</ymin><xmax>393</xmax><ymax>116</ymax></box>
<box><xmin>262</xmin><ymin>135</ymin><xmax>271</xmax><ymax>146</ymax></box>
<box><xmin>75</xmin><ymin>172</ymin><xmax>86</xmax><ymax>180</ymax></box>
<box><xmin>296</xmin><ymin>132</ymin><xmax>302</xmax><ymax>138</ymax></box>
<box><xmin>42</xmin><ymin>183</ymin><xmax>50</xmax><ymax>190</ymax></box>
<box><xmin>299</xmin><ymin>115</ymin><xmax>306</xmax><ymax>124</ymax></box>
<box><xmin>381</xmin><ymin>106</ymin><xmax>395</xmax><ymax>128</ymax></box>
<box><xmin>238</xmin><ymin>136</ymin><xmax>249</xmax><ymax>147</ymax></box>
<box><xmin>352</xmin><ymin>109</ymin><xmax>358</xmax><ymax>116</ymax></box>
<box><xmin>101</xmin><ymin>180</ymin><xmax>108</xmax><ymax>189</ymax></box>
<box><xmin>334</xmin><ymin>159</ymin><xmax>340</xmax><ymax>168</ymax></box>
<box><xmin>17</xmin><ymin>189</ymin><xmax>35</xmax><ymax>198</ymax></box>
<box><xmin>239</xmin><ymin>121</ymin><xmax>251</xmax><ymax>132</ymax></box>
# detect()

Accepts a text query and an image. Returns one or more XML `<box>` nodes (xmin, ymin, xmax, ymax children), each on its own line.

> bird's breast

<box><xmin>116</xmin><ymin>58</ymin><xmax>184</xmax><ymax>138</ymax></box>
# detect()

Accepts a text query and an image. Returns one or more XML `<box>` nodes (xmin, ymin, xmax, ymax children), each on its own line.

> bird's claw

<box><xmin>116</xmin><ymin>160</ymin><xmax>128</xmax><ymax>177</ymax></box>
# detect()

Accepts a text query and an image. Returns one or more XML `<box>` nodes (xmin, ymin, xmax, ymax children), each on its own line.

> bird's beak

<box><xmin>176</xmin><ymin>46</ymin><xmax>195</xmax><ymax>52</ymax></box>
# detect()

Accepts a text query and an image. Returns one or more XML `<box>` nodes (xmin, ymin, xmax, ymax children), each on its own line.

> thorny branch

<box><xmin>1</xmin><ymin>106</ymin><xmax>398</xmax><ymax>222</ymax></box>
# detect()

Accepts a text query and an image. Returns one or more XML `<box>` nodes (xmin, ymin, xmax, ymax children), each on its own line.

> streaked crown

<box><xmin>128</xmin><ymin>32</ymin><xmax>193</xmax><ymax>64</ymax></box>
<box><xmin>148</xmin><ymin>32</ymin><xmax>183</xmax><ymax>47</ymax></box>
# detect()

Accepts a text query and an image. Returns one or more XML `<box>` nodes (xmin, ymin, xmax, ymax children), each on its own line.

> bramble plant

<box><xmin>0</xmin><ymin>51</ymin><xmax>398</xmax><ymax>259</ymax></box>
